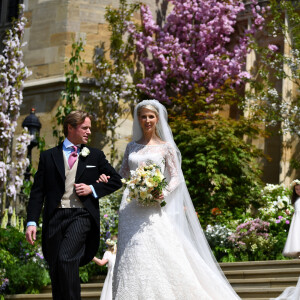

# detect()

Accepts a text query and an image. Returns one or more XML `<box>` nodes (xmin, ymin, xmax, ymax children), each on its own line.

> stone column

<box><xmin>279</xmin><ymin>11</ymin><xmax>293</xmax><ymax>185</ymax></box>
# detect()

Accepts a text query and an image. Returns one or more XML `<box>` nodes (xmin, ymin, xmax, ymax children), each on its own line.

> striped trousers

<box><xmin>46</xmin><ymin>208</ymin><xmax>92</xmax><ymax>300</ymax></box>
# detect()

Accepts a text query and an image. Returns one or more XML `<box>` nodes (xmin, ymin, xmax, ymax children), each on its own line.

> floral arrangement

<box><xmin>122</xmin><ymin>162</ymin><xmax>168</xmax><ymax>207</ymax></box>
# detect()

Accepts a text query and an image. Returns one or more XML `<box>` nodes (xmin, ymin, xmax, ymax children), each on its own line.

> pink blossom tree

<box><xmin>127</xmin><ymin>0</ymin><xmax>267</xmax><ymax>103</ymax></box>
<box><xmin>0</xmin><ymin>4</ymin><xmax>32</xmax><ymax>216</ymax></box>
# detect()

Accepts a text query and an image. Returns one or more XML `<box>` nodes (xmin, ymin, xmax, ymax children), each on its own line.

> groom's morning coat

<box><xmin>27</xmin><ymin>143</ymin><xmax>122</xmax><ymax>265</ymax></box>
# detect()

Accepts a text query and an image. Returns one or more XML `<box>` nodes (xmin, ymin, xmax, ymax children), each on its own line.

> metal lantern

<box><xmin>22</xmin><ymin>108</ymin><xmax>41</xmax><ymax>180</ymax></box>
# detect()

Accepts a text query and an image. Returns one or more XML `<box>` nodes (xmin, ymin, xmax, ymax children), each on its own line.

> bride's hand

<box><xmin>152</xmin><ymin>190</ymin><xmax>164</xmax><ymax>201</ymax></box>
<box><xmin>97</xmin><ymin>174</ymin><xmax>110</xmax><ymax>183</ymax></box>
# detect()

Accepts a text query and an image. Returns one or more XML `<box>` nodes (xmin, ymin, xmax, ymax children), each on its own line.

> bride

<box><xmin>109</xmin><ymin>99</ymin><xmax>240</xmax><ymax>299</ymax></box>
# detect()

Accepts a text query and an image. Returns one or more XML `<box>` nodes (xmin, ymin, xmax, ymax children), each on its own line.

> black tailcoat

<box><xmin>26</xmin><ymin>143</ymin><xmax>122</xmax><ymax>265</ymax></box>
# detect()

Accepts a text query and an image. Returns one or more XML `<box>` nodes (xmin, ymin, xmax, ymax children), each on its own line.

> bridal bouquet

<box><xmin>122</xmin><ymin>163</ymin><xmax>167</xmax><ymax>207</ymax></box>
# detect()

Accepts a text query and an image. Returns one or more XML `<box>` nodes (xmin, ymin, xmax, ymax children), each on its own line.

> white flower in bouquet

<box><xmin>140</xmin><ymin>187</ymin><xmax>148</xmax><ymax>199</ymax></box>
<box><xmin>122</xmin><ymin>162</ymin><xmax>168</xmax><ymax>207</ymax></box>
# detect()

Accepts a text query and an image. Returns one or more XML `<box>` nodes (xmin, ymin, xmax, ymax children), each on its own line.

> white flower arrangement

<box><xmin>122</xmin><ymin>162</ymin><xmax>167</xmax><ymax>207</ymax></box>
<box><xmin>0</xmin><ymin>5</ymin><xmax>32</xmax><ymax>202</ymax></box>
<box><xmin>290</xmin><ymin>179</ymin><xmax>300</xmax><ymax>187</ymax></box>
<box><xmin>80</xmin><ymin>147</ymin><xmax>90</xmax><ymax>157</ymax></box>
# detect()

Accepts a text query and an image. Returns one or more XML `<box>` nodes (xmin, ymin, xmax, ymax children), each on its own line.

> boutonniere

<box><xmin>80</xmin><ymin>147</ymin><xmax>90</xmax><ymax>157</ymax></box>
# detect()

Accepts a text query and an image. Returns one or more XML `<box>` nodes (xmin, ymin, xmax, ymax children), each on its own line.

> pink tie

<box><xmin>68</xmin><ymin>146</ymin><xmax>78</xmax><ymax>169</ymax></box>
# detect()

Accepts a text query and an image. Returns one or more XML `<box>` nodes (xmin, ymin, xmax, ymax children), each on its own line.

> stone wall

<box><xmin>19</xmin><ymin>0</ymin><xmax>169</xmax><ymax>167</ymax></box>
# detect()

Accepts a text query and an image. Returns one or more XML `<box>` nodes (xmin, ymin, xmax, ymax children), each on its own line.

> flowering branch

<box><xmin>53</xmin><ymin>39</ymin><xmax>85</xmax><ymax>144</ymax></box>
<box><xmin>0</xmin><ymin>4</ymin><xmax>32</xmax><ymax>216</ymax></box>
<box><xmin>245</xmin><ymin>0</ymin><xmax>300</xmax><ymax>137</ymax></box>
<box><xmin>87</xmin><ymin>0</ymin><xmax>139</xmax><ymax>165</ymax></box>
<box><xmin>127</xmin><ymin>0</ymin><xmax>266</xmax><ymax>103</ymax></box>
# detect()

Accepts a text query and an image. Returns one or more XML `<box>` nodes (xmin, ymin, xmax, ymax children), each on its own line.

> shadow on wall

<box><xmin>288</xmin><ymin>138</ymin><xmax>300</xmax><ymax>181</ymax></box>
<box><xmin>156</xmin><ymin>0</ymin><xmax>169</xmax><ymax>27</ymax></box>
<box><xmin>262</xmin><ymin>126</ymin><xmax>281</xmax><ymax>184</ymax></box>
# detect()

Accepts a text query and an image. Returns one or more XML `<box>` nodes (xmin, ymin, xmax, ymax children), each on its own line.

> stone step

<box><xmin>243</xmin><ymin>299</ymin><xmax>269</xmax><ymax>300</ymax></box>
<box><xmin>4</xmin><ymin>288</ymin><xmax>284</xmax><ymax>300</ymax></box>
<box><xmin>5</xmin><ymin>261</ymin><xmax>300</xmax><ymax>300</ymax></box>
<box><xmin>41</xmin><ymin>282</ymin><xmax>103</xmax><ymax>293</ymax></box>
<box><xmin>224</xmin><ymin>267</ymin><xmax>300</xmax><ymax>279</ymax></box>
<box><xmin>85</xmin><ymin>275</ymin><xmax>106</xmax><ymax>283</ymax></box>
<box><xmin>5</xmin><ymin>291</ymin><xmax>101</xmax><ymax>300</ymax></box>
<box><xmin>236</xmin><ymin>287</ymin><xmax>285</xmax><ymax>298</ymax></box>
<box><xmin>229</xmin><ymin>277</ymin><xmax>299</xmax><ymax>288</ymax></box>
<box><xmin>220</xmin><ymin>259</ymin><xmax>300</xmax><ymax>271</ymax></box>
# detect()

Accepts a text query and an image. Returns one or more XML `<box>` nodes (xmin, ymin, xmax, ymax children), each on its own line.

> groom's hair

<box><xmin>63</xmin><ymin>110</ymin><xmax>91</xmax><ymax>136</ymax></box>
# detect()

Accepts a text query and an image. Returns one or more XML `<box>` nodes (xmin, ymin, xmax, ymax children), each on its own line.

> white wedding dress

<box><xmin>112</xmin><ymin>141</ymin><xmax>240</xmax><ymax>300</ymax></box>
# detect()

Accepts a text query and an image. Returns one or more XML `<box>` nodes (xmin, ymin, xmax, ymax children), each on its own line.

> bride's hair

<box><xmin>137</xmin><ymin>104</ymin><xmax>161</xmax><ymax>138</ymax></box>
<box><xmin>137</xmin><ymin>104</ymin><xmax>159</xmax><ymax>118</ymax></box>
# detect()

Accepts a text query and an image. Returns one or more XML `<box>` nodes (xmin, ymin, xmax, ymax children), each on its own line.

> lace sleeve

<box><xmin>119</xmin><ymin>143</ymin><xmax>130</xmax><ymax>178</ymax></box>
<box><xmin>164</xmin><ymin>143</ymin><xmax>181</xmax><ymax>197</ymax></box>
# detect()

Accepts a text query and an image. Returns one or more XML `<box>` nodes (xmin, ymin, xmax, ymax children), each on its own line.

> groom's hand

<box><xmin>74</xmin><ymin>183</ymin><xmax>92</xmax><ymax>196</ymax></box>
<box><xmin>26</xmin><ymin>225</ymin><xmax>36</xmax><ymax>245</ymax></box>
<box><xmin>96</xmin><ymin>174</ymin><xmax>110</xmax><ymax>183</ymax></box>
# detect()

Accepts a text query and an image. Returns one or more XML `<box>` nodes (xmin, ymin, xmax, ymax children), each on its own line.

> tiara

<box><xmin>290</xmin><ymin>179</ymin><xmax>300</xmax><ymax>187</ymax></box>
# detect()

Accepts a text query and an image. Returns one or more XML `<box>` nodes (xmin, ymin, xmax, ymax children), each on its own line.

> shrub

<box><xmin>227</xmin><ymin>218</ymin><xmax>278</xmax><ymax>261</ymax></box>
<box><xmin>0</xmin><ymin>227</ymin><xmax>49</xmax><ymax>295</ymax></box>
<box><xmin>205</xmin><ymin>224</ymin><xmax>234</xmax><ymax>261</ymax></box>
<box><xmin>258</xmin><ymin>184</ymin><xmax>293</xmax><ymax>259</ymax></box>
<box><xmin>0</xmin><ymin>268</ymin><xmax>9</xmax><ymax>296</ymax></box>
<box><xmin>172</xmin><ymin>117</ymin><xmax>263</xmax><ymax>226</ymax></box>
<box><xmin>6</xmin><ymin>263</ymin><xmax>50</xmax><ymax>294</ymax></box>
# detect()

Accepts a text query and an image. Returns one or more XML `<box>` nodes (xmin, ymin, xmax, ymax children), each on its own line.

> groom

<box><xmin>25</xmin><ymin>110</ymin><xmax>122</xmax><ymax>300</ymax></box>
